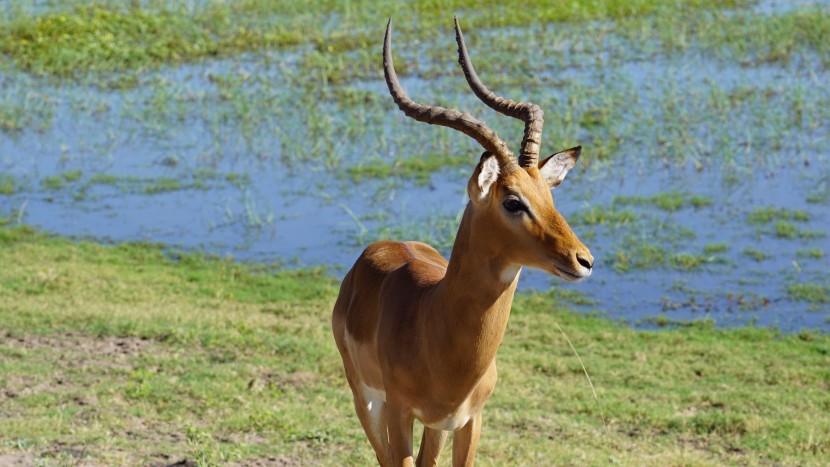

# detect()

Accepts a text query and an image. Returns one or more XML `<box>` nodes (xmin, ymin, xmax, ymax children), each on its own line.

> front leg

<box><xmin>452</xmin><ymin>412</ymin><xmax>482</xmax><ymax>467</ymax></box>
<box><xmin>386</xmin><ymin>403</ymin><xmax>415</xmax><ymax>466</ymax></box>
<box><xmin>416</xmin><ymin>426</ymin><xmax>448</xmax><ymax>466</ymax></box>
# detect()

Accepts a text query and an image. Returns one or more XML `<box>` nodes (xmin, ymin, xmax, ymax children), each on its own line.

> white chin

<box><xmin>555</xmin><ymin>267</ymin><xmax>589</xmax><ymax>283</ymax></box>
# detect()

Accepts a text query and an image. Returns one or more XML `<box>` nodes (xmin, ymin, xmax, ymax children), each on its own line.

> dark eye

<box><xmin>503</xmin><ymin>198</ymin><xmax>526</xmax><ymax>214</ymax></box>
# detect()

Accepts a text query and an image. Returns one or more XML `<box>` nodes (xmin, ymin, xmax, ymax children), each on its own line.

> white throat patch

<box><xmin>500</xmin><ymin>264</ymin><xmax>521</xmax><ymax>283</ymax></box>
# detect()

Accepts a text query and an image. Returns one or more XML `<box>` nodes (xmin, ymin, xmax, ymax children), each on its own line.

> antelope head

<box><xmin>384</xmin><ymin>17</ymin><xmax>593</xmax><ymax>282</ymax></box>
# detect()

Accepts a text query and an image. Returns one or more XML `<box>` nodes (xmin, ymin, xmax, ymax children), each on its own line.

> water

<box><xmin>1</xmin><ymin>2</ymin><xmax>828</xmax><ymax>332</ymax></box>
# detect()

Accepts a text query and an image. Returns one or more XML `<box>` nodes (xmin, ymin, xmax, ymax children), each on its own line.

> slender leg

<box><xmin>386</xmin><ymin>403</ymin><xmax>415</xmax><ymax>467</ymax></box>
<box><xmin>452</xmin><ymin>412</ymin><xmax>482</xmax><ymax>467</ymax></box>
<box><xmin>346</xmin><ymin>378</ymin><xmax>392</xmax><ymax>466</ymax></box>
<box><xmin>415</xmin><ymin>427</ymin><xmax>448</xmax><ymax>467</ymax></box>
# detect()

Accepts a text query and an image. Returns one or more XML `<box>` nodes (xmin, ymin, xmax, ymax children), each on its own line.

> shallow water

<box><xmin>1</xmin><ymin>2</ymin><xmax>828</xmax><ymax>332</ymax></box>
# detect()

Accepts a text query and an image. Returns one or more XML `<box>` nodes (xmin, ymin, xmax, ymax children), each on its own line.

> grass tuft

<box><xmin>788</xmin><ymin>283</ymin><xmax>830</xmax><ymax>304</ymax></box>
<box><xmin>346</xmin><ymin>153</ymin><xmax>471</xmax><ymax>185</ymax></box>
<box><xmin>0</xmin><ymin>174</ymin><xmax>15</xmax><ymax>195</ymax></box>
<box><xmin>0</xmin><ymin>6</ymin><xmax>216</xmax><ymax>77</ymax></box>
<box><xmin>614</xmin><ymin>191</ymin><xmax>712</xmax><ymax>212</ymax></box>
<box><xmin>747</xmin><ymin>207</ymin><xmax>810</xmax><ymax>225</ymax></box>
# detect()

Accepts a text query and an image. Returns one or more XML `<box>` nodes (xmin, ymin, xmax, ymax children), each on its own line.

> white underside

<box><xmin>345</xmin><ymin>331</ymin><xmax>476</xmax><ymax>433</ymax></box>
<box><xmin>421</xmin><ymin>399</ymin><xmax>473</xmax><ymax>431</ymax></box>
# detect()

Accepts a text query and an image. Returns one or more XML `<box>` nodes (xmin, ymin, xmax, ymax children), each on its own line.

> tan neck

<box><xmin>427</xmin><ymin>203</ymin><xmax>521</xmax><ymax>389</ymax></box>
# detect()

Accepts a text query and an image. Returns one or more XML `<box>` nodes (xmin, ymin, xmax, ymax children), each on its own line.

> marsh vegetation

<box><xmin>1</xmin><ymin>0</ymin><xmax>829</xmax><ymax>464</ymax></box>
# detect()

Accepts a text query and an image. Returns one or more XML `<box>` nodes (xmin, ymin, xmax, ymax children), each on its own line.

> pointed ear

<box><xmin>538</xmin><ymin>146</ymin><xmax>581</xmax><ymax>188</ymax></box>
<box><xmin>469</xmin><ymin>152</ymin><xmax>500</xmax><ymax>201</ymax></box>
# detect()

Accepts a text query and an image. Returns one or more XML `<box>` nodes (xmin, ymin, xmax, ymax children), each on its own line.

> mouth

<box><xmin>554</xmin><ymin>265</ymin><xmax>591</xmax><ymax>283</ymax></box>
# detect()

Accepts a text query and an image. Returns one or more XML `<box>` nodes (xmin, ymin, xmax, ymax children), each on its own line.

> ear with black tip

<box><xmin>538</xmin><ymin>146</ymin><xmax>581</xmax><ymax>188</ymax></box>
<box><xmin>469</xmin><ymin>151</ymin><xmax>500</xmax><ymax>201</ymax></box>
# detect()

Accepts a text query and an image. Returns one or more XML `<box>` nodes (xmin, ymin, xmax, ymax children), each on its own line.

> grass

<box><xmin>703</xmin><ymin>243</ymin><xmax>728</xmax><ymax>254</ymax></box>
<box><xmin>0</xmin><ymin>226</ymin><xmax>828</xmax><ymax>465</ymax></box>
<box><xmin>614</xmin><ymin>191</ymin><xmax>712</xmax><ymax>211</ymax></box>
<box><xmin>349</xmin><ymin>209</ymin><xmax>463</xmax><ymax>255</ymax></box>
<box><xmin>0</xmin><ymin>89</ymin><xmax>55</xmax><ymax>133</ymax></box>
<box><xmin>60</xmin><ymin>169</ymin><xmax>82</xmax><ymax>182</ymax></box>
<box><xmin>1</xmin><ymin>3</ymin><xmax>829</xmax><ymax>460</ymax></box>
<box><xmin>788</xmin><ymin>283</ymin><xmax>830</xmax><ymax>304</ymax></box>
<box><xmin>575</xmin><ymin>205</ymin><xmax>639</xmax><ymax>226</ymax></box>
<box><xmin>143</xmin><ymin>177</ymin><xmax>181</xmax><ymax>194</ymax></box>
<box><xmin>0</xmin><ymin>0</ymin><xmax>753</xmax><ymax>79</ymax></box>
<box><xmin>40</xmin><ymin>175</ymin><xmax>64</xmax><ymax>190</ymax></box>
<box><xmin>0</xmin><ymin>5</ymin><xmax>218</xmax><ymax>77</ymax></box>
<box><xmin>346</xmin><ymin>153</ymin><xmax>472</xmax><ymax>185</ymax></box>
<box><xmin>0</xmin><ymin>174</ymin><xmax>15</xmax><ymax>195</ymax></box>
<box><xmin>670</xmin><ymin>252</ymin><xmax>726</xmax><ymax>270</ymax></box>
<box><xmin>55</xmin><ymin>172</ymin><xmax>226</xmax><ymax>198</ymax></box>
<box><xmin>742</xmin><ymin>246</ymin><xmax>768</xmax><ymax>262</ymax></box>
<box><xmin>0</xmin><ymin>105</ymin><xmax>27</xmax><ymax>132</ymax></box>
<box><xmin>747</xmin><ymin>206</ymin><xmax>810</xmax><ymax>225</ymax></box>
<box><xmin>609</xmin><ymin>228</ymin><xmax>726</xmax><ymax>273</ymax></box>
<box><xmin>617</xmin><ymin>4</ymin><xmax>830</xmax><ymax>66</ymax></box>
<box><xmin>775</xmin><ymin>220</ymin><xmax>797</xmax><ymax>239</ymax></box>
<box><xmin>742</xmin><ymin>207</ymin><xmax>821</xmax><ymax>240</ymax></box>
<box><xmin>797</xmin><ymin>248</ymin><xmax>825</xmax><ymax>259</ymax></box>
<box><xmin>699</xmin><ymin>8</ymin><xmax>830</xmax><ymax>66</ymax></box>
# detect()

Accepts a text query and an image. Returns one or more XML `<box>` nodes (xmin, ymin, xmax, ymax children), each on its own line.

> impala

<box><xmin>332</xmin><ymin>17</ymin><xmax>593</xmax><ymax>466</ymax></box>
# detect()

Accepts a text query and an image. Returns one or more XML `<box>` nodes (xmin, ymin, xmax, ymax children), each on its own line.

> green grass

<box><xmin>670</xmin><ymin>252</ymin><xmax>723</xmax><ymax>270</ymax></box>
<box><xmin>575</xmin><ymin>205</ymin><xmax>639</xmax><ymax>226</ymax></box>
<box><xmin>143</xmin><ymin>177</ymin><xmax>181</xmax><ymax>194</ymax></box>
<box><xmin>609</xmin><ymin>232</ymin><xmax>726</xmax><ymax>273</ymax></box>
<box><xmin>350</xmin><ymin>210</ymin><xmax>463</xmax><ymax>254</ymax></box>
<box><xmin>612</xmin><ymin>239</ymin><xmax>668</xmax><ymax>272</ymax></box>
<box><xmin>0</xmin><ymin>6</ymin><xmax>217</xmax><ymax>77</ymax></box>
<box><xmin>60</xmin><ymin>169</ymin><xmax>83</xmax><ymax>182</ymax></box>
<box><xmin>0</xmin><ymin>226</ymin><xmax>828</xmax><ymax>465</ymax></box>
<box><xmin>72</xmin><ymin>172</ymin><xmax>227</xmax><ymax>197</ymax></box>
<box><xmin>0</xmin><ymin>174</ymin><xmax>15</xmax><ymax>195</ymax></box>
<box><xmin>775</xmin><ymin>220</ymin><xmax>797</xmax><ymax>239</ymax></box>
<box><xmin>88</xmin><ymin>173</ymin><xmax>119</xmax><ymax>185</ymax></box>
<box><xmin>741</xmin><ymin>246</ymin><xmax>768</xmax><ymax>262</ymax></box>
<box><xmin>747</xmin><ymin>206</ymin><xmax>810</xmax><ymax>225</ymax></box>
<box><xmin>346</xmin><ymin>153</ymin><xmax>472</xmax><ymax>185</ymax></box>
<box><xmin>0</xmin><ymin>0</ymin><xmax>752</xmax><ymax>78</ymax></box>
<box><xmin>700</xmin><ymin>8</ymin><xmax>830</xmax><ymax>66</ymax></box>
<box><xmin>629</xmin><ymin>5</ymin><xmax>830</xmax><ymax>65</ymax></box>
<box><xmin>0</xmin><ymin>104</ymin><xmax>27</xmax><ymax>132</ymax></box>
<box><xmin>703</xmin><ymin>243</ymin><xmax>728</xmax><ymax>254</ymax></box>
<box><xmin>40</xmin><ymin>175</ymin><xmax>64</xmax><ymax>190</ymax></box>
<box><xmin>797</xmin><ymin>248</ymin><xmax>825</xmax><ymax>259</ymax></box>
<box><xmin>788</xmin><ymin>283</ymin><xmax>830</xmax><ymax>304</ymax></box>
<box><xmin>743</xmin><ymin>207</ymin><xmax>819</xmax><ymax>240</ymax></box>
<box><xmin>613</xmin><ymin>191</ymin><xmax>712</xmax><ymax>211</ymax></box>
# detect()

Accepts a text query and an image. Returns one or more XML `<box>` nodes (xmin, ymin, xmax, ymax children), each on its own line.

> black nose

<box><xmin>577</xmin><ymin>255</ymin><xmax>593</xmax><ymax>270</ymax></box>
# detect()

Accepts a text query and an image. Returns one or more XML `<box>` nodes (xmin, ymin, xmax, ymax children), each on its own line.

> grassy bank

<box><xmin>0</xmin><ymin>0</ymin><xmax>757</xmax><ymax>78</ymax></box>
<box><xmin>0</xmin><ymin>226</ymin><xmax>828</xmax><ymax>465</ymax></box>
<box><xmin>4</xmin><ymin>0</ymin><xmax>829</xmax><ymax>86</ymax></box>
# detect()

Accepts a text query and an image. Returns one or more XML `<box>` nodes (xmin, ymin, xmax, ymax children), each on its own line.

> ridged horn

<box><xmin>383</xmin><ymin>18</ymin><xmax>518</xmax><ymax>173</ymax></box>
<box><xmin>454</xmin><ymin>16</ymin><xmax>544</xmax><ymax>169</ymax></box>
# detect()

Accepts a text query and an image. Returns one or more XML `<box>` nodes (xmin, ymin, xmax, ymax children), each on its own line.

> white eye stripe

<box><xmin>517</xmin><ymin>194</ymin><xmax>538</xmax><ymax>219</ymax></box>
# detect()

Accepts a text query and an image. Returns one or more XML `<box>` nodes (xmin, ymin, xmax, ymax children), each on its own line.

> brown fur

<box><xmin>332</xmin><ymin>163</ymin><xmax>592</xmax><ymax>466</ymax></box>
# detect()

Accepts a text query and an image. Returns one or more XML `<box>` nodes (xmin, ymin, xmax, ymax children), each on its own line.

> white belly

<box><xmin>417</xmin><ymin>399</ymin><xmax>475</xmax><ymax>431</ymax></box>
